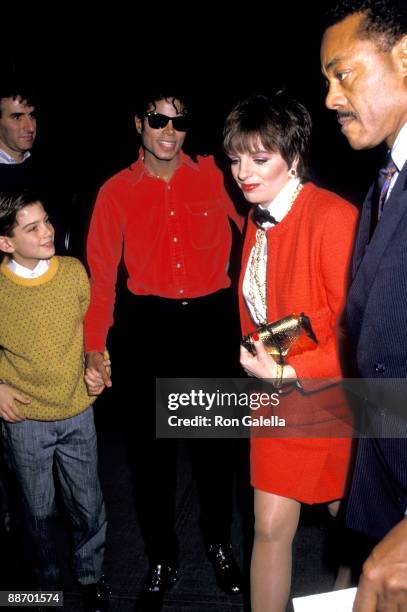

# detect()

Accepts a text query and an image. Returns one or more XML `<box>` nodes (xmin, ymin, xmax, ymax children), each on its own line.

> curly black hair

<box><xmin>324</xmin><ymin>0</ymin><xmax>407</xmax><ymax>51</ymax></box>
<box><xmin>0</xmin><ymin>76</ymin><xmax>36</xmax><ymax>117</ymax></box>
<box><xmin>133</xmin><ymin>90</ymin><xmax>190</xmax><ymax>119</ymax></box>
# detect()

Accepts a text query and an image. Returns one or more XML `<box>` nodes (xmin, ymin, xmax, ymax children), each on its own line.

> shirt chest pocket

<box><xmin>184</xmin><ymin>200</ymin><xmax>225</xmax><ymax>250</ymax></box>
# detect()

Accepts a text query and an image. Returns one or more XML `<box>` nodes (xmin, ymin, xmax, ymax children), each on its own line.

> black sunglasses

<box><xmin>145</xmin><ymin>112</ymin><xmax>191</xmax><ymax>132</ymax></box>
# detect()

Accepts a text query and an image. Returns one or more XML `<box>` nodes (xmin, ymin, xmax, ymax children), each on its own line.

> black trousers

<box><xmin>117</xmin><ymin>288</ymin><xmax>241</xmax><ymax>564</ymax></box>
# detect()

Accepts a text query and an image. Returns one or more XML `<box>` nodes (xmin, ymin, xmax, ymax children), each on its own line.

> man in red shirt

<box><xmin>84</xmin><ymin>90</ymin><xmax>244</xmax><ymax>611</ymax></box>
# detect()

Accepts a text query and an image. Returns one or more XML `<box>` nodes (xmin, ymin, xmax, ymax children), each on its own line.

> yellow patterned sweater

<box><xmin>0</xmin><ymin>256</ymin><xmax>93</xmax><ymax>420</ymax></box>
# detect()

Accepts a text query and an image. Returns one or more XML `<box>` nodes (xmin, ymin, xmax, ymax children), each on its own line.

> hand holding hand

<box><xmin>85</xmin><ymin>351</ymin><xmax>112</xmax><ymax>396</ymax></box>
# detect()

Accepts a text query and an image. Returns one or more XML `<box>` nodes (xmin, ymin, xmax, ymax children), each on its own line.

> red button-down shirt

<box><xmin>84</xmin><ymin>151</ymin><xmax>243</xmax><ymax>352</ymax></box>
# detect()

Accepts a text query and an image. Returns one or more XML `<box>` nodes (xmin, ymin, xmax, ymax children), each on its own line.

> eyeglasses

<box><xmin>145</xmin><ymin>112</ymin><xmax>191</xmax><ymax>132</ymax></box>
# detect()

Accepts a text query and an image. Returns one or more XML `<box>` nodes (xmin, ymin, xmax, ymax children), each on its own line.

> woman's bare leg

<box><xmin>251</xmin><ymin>489</ymin><xmax>301</xmax><ymax>612</ymax></box>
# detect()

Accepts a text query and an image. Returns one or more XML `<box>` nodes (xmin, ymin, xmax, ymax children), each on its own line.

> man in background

<box><xmin>0</xmin><ymin>83</ymin><xmax>70</xmax><ymax>254</ymax></box>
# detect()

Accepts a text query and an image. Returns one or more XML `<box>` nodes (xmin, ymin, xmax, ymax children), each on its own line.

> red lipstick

<box><xmin>241</xmin><ymin>184</ymin><xmax>259</xmax><ymax>192</ymax></box>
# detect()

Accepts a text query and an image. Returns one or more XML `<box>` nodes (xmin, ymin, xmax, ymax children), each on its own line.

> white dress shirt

<box><xmin>387</xmin><ymin>121</ymin><xmax>407</xmax><ymax>201</ymax></box>
<box><xmin>8</xmin><ymin>258</ymin><xmax>50</xmax><ymax>278</ymax></box>
<box><xmin>0</xmin><ymin>149</ymin><xmax>30</xmax><ymax>165</ymax></box>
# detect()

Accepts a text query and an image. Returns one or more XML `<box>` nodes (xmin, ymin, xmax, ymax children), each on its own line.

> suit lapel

<box><xmin>352</xmin><ymin>182</ymin><xmax>374</xmax><ymax>277</ymax></box>
<box><xmin>348</xmin><ymin>163</ymin><xmax>407</xmax><ymax>319</ymax></box>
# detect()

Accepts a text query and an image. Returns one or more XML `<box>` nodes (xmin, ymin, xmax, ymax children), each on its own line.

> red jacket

<box><xmin>240</xmin><ymin>182</ymin><xmax>358</xmax><ymax>503</ymax></box>
<box><xmin>240</xmin><ymin>182</ymin><xmax>358</xmax><ymax>389</ymax></box>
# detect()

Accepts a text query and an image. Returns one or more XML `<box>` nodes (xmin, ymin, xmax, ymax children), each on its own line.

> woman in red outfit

<box><xmin>223</xmin><ymin>93</ymin><xmax>358</xmax><ymax>612</ymax></box>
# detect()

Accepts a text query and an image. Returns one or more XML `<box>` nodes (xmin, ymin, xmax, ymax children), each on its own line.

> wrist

<box><xmin>273</xmin><ymin>364</ymin><xmax>297</xmax><ymax>390</ymax></box>
<box><xmin>282</xmin><ymin>364</ymin><xmax>297</xmax><ymax>381</ymax></box>
<box><xmin>86</xmin><ymin>349</ymin><xmax>109</xmax><ymax>358</ymax></box>
<box><xmin>274</xmin><ymin>362</ymin><xmax>284</xmax><ymax>389</ymax></box>
<box><xmin>85</xmin><ymin>351</ymin><xmax>104</xmax><ymax>367</ymax></box>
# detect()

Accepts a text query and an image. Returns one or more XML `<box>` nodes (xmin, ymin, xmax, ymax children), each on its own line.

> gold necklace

<box><xmin>248</xmin><ymin>182</ymin><xmax>304</xmax><ymax>324</ymax></box>
<box><xmin>248</xmin><ymin>229</ymin><xmax>267</xmax><ymax>324</ymax></box>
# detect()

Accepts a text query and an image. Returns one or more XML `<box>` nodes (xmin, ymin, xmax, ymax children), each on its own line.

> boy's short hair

<box><xmin>0</xmin><ymin>190</ymin><xmax>42</xmax><ymax>237</ymax></box>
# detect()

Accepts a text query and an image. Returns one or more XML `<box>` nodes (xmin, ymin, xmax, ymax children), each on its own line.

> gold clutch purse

<box><xmin>241</xmin><ymin>313</ymin><xmax>318</xmax><ymax>364</ymax></box>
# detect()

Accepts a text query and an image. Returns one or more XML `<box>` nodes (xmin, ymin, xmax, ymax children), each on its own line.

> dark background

<box><xmin>0</xmin><ymin>9</ymin><xmax>385</xmax><ymax>608</ymax></box>
<box><xmin>3</xmin><ymin>4</ymin><xmax>386</xmax><ymax>225</ymax></box>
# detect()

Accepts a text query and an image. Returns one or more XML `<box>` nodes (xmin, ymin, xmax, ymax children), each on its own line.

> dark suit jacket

<box><xmin>345</xmin><ymin>160</ymin><xmax>407</xmax><ymax>539</ymax></box>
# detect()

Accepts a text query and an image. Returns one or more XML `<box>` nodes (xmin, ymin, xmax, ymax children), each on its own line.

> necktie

<box><xmin>252</xmin><ymin>205</ymin><xmax>278</xmax><ymax>227</ymax></box>
<box><xmin>370</xmin><ymin>155</ymin><xmax>397</xmax><ymax>237</ymax></box>
<box><xmin>377</xmin><ymin>156</ymin><xmax>397</xmax><ymax>220</ymax></box>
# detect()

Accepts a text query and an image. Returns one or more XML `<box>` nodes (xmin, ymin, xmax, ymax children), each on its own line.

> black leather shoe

<box><xmin>207</xmin><ymin>543</ymin><xmax>243</xmax><ymax>594</ymax></box>
<box><xmin>134</xmin><ymin>563</ymin><xmax>179</xmax><ymax>612</ymax></box>
<box><xmin>81</xmin><ymin>576</ymin><xmax>110</xmax><ymax>611</ymax></box>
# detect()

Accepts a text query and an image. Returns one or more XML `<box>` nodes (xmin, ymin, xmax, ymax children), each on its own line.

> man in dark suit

<box><xmin>321</xmin><ymin>1</ymin><xmax>407</xmax><ymax>610</ymax></box>
<box><xmin>0</xmin><ymin>84</ymin><xmax>73</xmax><ymax>256</ymax></box>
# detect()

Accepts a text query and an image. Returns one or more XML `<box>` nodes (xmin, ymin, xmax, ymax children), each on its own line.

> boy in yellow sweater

<box><xmin>0</xmin><ymin>190</ymin><xmax>110</xmax><ymax>611</ymax></box>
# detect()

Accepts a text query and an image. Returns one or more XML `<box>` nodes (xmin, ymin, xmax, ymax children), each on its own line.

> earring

<box><xmin>288</xmin><ymin>167</ymin><xmax>297</xmax><ymax>178</ymax></box>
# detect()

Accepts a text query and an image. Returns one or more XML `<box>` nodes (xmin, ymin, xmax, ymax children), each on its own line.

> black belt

<box><xmin>126</xmin><ymin>288</ymin><xmax>231</xmax><ymax>309</ymax></box>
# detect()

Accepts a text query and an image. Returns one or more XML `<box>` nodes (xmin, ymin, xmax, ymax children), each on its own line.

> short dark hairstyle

<box><xmin>324</xmin><ymin>0</ymin><xmax>407</xmax><ymax>51</ymax></box>
<box><xmin>0</xmin><ymin>81</ymin><xmax>36</xmax><ymax>117</ymax></box>
<box><xmin>134</xmin><ymin>90</ymin><xmax>190</xmax><ymax>119</ymax></box>
<box><xmin>0</xmin><ymin>190</ymin><xmax>42</xmax><ymax>237</ymax></box>
<box><xmin>223</xmin><ymin>92</ymin><xmax>312</xmax><ymax>181</ymax></box>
